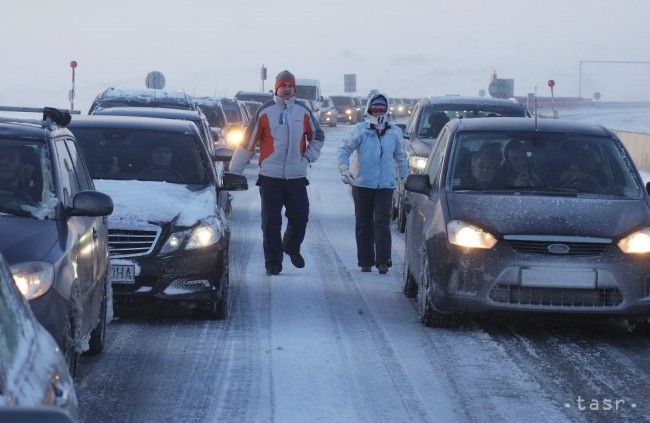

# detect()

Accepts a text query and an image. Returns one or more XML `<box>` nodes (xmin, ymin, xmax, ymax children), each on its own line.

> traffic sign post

<box><xmin>261</xmin><ymin>65</ymin><xmax>267</xmax><ymax>92</ymax></box>
<box><xmin>69</xmin><ymin>60</ymin><xmax>77</xmax><ymax>111</ymax></box>
<box><xmin>548</xmin><ymin>79</ymin><xmax>557</xmax><ymax>118</ymax></box>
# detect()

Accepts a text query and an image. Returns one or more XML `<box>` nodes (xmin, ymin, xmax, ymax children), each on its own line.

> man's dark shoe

<box><xmin>361</xmin><ymin>266</ymin><xmax>372</xmax><ymax>272</ymax></box>
<box><xmin>266</xmin><ymin>263</ymin><xmax>282</xmax><ymax>276</ymax></box>
<box><xmin>288</xmin><ymin>253</ymin><xmax>305</xmax><ymax>268</ymax></box>
<box><xmin>377</xmin><ymin>264</ymin><xmax>389</xmax><ymax>275</ymax></box>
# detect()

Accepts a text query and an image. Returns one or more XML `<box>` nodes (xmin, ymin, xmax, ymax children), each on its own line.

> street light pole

<box><xmin>69</xmin><ymin>60</ymin><xmax>77</xmax><ymax>111</ymax></box>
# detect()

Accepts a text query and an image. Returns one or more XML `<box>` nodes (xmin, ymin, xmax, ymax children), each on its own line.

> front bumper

<box><xmin>426</xmin><ymin>236</ymin><xmax>650</xmax><ymax>317</ymax></box>
<box><xmin>111</xmin><ymin>242</ymin><xmax>227</xmax><ymax>304</ymax></box>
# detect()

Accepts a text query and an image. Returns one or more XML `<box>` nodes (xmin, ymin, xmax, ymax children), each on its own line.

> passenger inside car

<box><xmin>499</xmin><ymin>140</ymin><xmax>543</xmax><ymax>187</ymax></box>
<box><xmin>0</xmin><ymin>145</ymin><xmax>33</xmax><ymax>189</ymax></box>
<box><xmin>456</xmin><ymin>143</ymin><xmax>502</xmax><ymax>189</ymax></box>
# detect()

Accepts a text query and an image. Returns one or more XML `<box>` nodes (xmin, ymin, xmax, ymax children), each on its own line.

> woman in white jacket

<box><xmin>336</xmin><ymin>93</ymin><xmax>408</xmax><ymax>274</ymax></box>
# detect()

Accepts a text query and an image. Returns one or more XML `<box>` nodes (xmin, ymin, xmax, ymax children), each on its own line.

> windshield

<box><xmin>418</xmin><ymin>106</ymin><xmax>528</xmax><ymax>138</ymax></box>
<box><xmin>295</xmin><ymin>86</ymin><xmax>317</xmax><ymax>101</ymax></box>
<box><xmin>449</xmin><ymin>132</ymin><xmax>643</xmax><ymax>198</ymax></box>
<box><xmin>331</xmin><ymin>97</ymin><xmax>353</xmax><ymax>107</ymax></box>
<box><xmin>72</xmin><ymin>128</ymin><xmax>209</xmax><ymax>184</ymax></box>
<box><xmin>0</xmin><ymin>141</ymin><xmax>57</xmax><ymax>219</ymax></box>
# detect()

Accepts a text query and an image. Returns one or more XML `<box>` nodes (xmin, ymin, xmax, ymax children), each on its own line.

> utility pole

<box><xmin>69</xmin><ymin>60</ymin><xmax>77</xmax><ymax>111</ymax></box>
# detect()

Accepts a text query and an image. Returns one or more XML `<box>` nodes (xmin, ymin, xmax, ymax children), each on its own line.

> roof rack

<box><xmin>0</xmin><ymin>106</ymin><xmax>80</xmax><ymax>128</ymax></box>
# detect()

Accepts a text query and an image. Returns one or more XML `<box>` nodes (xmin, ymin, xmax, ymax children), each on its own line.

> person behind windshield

<box><xmin>459</xmin><ymin>143</ymin><xmax>502</xmax><ymax>189</ymax></box>
<box><xmin>499</xmin><ymin>141</ymin><xmax>543</xmax><ymax>187</ymax></box>
<box><xmin>560</xmin><ymin>148</ymin><xmax>603</xmax><ymax>190</ymax></box>
<box><xmin>0</xmin><ymin>146</ymin><xmax>33</xmax><ymax>189</ymax></box>
<box><xmin>150</xmin><ymin>144</ymin><xmax>173</xmax><ymax>167</ymax></box>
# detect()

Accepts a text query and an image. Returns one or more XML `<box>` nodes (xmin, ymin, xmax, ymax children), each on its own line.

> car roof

<box><xmin>450</xmin><ymin>116</ymin><xmax>614</xmax><ymax>137</ymax></box>
<box><xmin>68</xmin><ymin>114</ymin><xmax>199</xmax><ymax>133</ymax></box>
<box><xmin>90</xmin><ymin>88</ymin><xmax>196</xmax><ymax>112</ymax></box>
<box><xmin>92</xmin><ymin>106</ymin><xmax>204</xmax><ymax>121</ymax></box>
<box><xmin>420</xmin><ymin>95</ymin><xmax>528</xmax><ymax>110</ymax></box>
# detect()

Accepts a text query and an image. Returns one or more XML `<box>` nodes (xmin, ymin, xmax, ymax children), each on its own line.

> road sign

<box><xmin>488</xmin><ymin>78</ymin><xmax>514</xmax><ymax>99</ymax></box>
<box><xmin>145</xmin><ymin>71</ymin><xmax>166</xmax><ymax>90</ymax></box>
<box><xmin>344</xmin><ymin>74</ymin><xmax>356</xmax><ymax>93</ymax></box>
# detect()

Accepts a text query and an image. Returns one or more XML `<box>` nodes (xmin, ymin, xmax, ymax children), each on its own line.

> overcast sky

<box><xmin>2</xmin><ymin>0</ymin><xmax>650</xmax><ymax>112</ymax></box>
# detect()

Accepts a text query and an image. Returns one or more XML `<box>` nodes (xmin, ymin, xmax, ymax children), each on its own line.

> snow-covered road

<box><xmin>75</xmin><ymin>113</ymin><xmax>650</xmax><ymax>423</ymax></box>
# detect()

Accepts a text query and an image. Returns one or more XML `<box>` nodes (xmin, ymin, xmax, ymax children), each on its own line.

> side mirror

<box><xmin>213</xmin><ymin>146</ymin><xmax>235</xmax><ymax>162</ymax></box>
<box><xmin>222</xmin><ymin>171</ymin><xmax>248</xmax><ymax>191</ymax></box>
<box><xmin>69</xmin><ymin>190</ymin><xmax>113</xmax><ymax>216</ymax></box>
<box><xmin>404</xmin><ymin>174</ymin><xmax>430</xmax><ymax>196</ymax></box>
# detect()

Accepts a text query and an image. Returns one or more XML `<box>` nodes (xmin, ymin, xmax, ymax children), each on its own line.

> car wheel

<box><xmin>63</xmin><ymin>285</ymin><xmax>82</xmax><ymax>378</ymax></box>
<box><xmin>402</xmin><ymin>236</ymin><xmax>418</xmax><ymax>299</ymax></box>
<box><xmin>88</xmin><ymin>273</ymin><xmax>108</xmax><ymax>355</ymax></box>
<box><xmin>419</xmin><ymin>256</ymin><xmax>454</xmax><ymax>328</ymax></box>
<box><xmin>396</xmin><ymin>204</ymin><xmax>407</xmax><ymax>233</ymax></box>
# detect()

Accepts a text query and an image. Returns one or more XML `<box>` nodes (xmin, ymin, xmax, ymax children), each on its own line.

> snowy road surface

<box><xmin>75</xmin><ymin>112</ymin><xmax>650</xmax><ymax>423</ymax></box>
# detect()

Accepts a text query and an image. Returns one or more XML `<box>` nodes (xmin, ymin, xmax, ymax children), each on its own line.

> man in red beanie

<box><xmin>230</xmin><ymin>70</ymin><xmax>325</xmax><ymax>276</ymax></box>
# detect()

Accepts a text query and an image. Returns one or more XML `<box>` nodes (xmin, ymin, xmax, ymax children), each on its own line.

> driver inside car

<box><xmin>0</xmin><ymin>146</ymin><xmax>33</xmax><ymax>189</ymax></box>
<box><xmin>150</xmin><ymin>144</ymin><xmax>173</xmax><ymax>167</ymax></box>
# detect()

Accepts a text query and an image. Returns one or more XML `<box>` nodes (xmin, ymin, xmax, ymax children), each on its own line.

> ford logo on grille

<box><xmin>548</xmin><ymin>243</ymin><xmax>570</xmax><ymax>254</ymax></box>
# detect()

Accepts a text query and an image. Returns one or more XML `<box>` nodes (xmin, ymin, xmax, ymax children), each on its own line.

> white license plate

<box><xmin>521</xmin><ymin>268</ymin><xmax>596</xmax><ymax>289</ymax></box>
<box><xmin>110</xmin><ymin>264</ymin><xmax>135</xmax><ymax>284</ymax></box>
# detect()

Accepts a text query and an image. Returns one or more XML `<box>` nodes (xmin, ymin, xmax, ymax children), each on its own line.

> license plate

<box><xmin>110</xmin><ymin>264</ymin><xmax>135</xmax><ymax>284</ymax></box>
<box><xmin>521</xmin><ymin>268</ymin><xmax>596</xmax><ymax>289</ymax></box>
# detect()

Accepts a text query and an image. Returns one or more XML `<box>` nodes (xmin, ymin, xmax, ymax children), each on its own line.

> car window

<box><xmin>54</xmin><ymin>139</ymin><xmax>81</xmax><ymax>206</ymax></box>
<box><xmin>73</xmin><ymin>128</ymin><xmax>209</xmax><ymax>185</ymax></box>
<box><xmin>331</xmin><ymin>97</ymin><xmax>352</xmax><ymax>107</ymax></box>
<box><xmin>448</xmin><ymin>132</ymin><xmax>642</xmax><ymax>197</ymax></box>
<box><xmin>63</xmin><ymin>138</ymin><xmax>94</xmax><ymax>191</ymax></box>
<box><xmin>427</xmin><ymin>127</ymin><xmax>449</xmax><ymax>186</ymax></box>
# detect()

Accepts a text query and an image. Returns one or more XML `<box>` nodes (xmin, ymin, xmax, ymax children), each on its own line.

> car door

<box><xmin>55</xmin><ymin>137</ymin><xmax>103</xmax><ymax>336</ymax></box>
<box><xmin>407</xmin><ymin>127</ymin><xmax>449</xmax><ymax>285</ymax></box>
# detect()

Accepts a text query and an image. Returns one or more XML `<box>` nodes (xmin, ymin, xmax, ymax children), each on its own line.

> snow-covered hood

<box><xmin>446</xmin><ymin>192</ymin><xmax>650</xmax><ymax>239</ymax></box>
<box><xmin>94</xmin><ymin>180</ymin><xmax>217</xmax><ymax>228</ymax></box>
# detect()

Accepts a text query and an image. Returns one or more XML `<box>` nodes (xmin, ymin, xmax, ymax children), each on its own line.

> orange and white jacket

<box><xmin>229</xmin><ymin>96</ymin><xmax>325</xmax><ymax>179</ymax></box>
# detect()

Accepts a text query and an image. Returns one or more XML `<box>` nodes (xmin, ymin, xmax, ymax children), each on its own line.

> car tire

<box><xmin>396</xmin><ymin>204</ymin><xmax>407</xmax><ymax>233</ymax></box>
<box><xmin>63</xmin><ymin>284</ymin><xmax>82</xmax><ymax>378</ymax></box>
<box><xmin>419</xmin><ymin>256</ymin><xmax>454</xmax><ymax>328</ymax></box>
<box><xmin>402</xmin><ymin>240</ymin><xmax>418</xmax><ymax>299</ymax></box>
<box><xmin>87</xmin><ymin>273</ymin><xmax>108</xmax><ymax>355</ymax></box>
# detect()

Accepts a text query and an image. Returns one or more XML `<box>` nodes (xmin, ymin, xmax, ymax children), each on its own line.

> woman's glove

<box><xmin>338</xmin><ymin>164</ymin><xmax>355</xmax><ymax>185</ymax></box>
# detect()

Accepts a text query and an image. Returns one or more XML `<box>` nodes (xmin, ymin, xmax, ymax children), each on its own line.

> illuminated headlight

<box><xmin>226</xmin><ymin>129</ymin><xmax>244</xmax><ymax>147</ymax></box>
<box><xmin>160</xmin><ymin>220</ymin><xmax>223</xmax><ymax>254</ymax></box>
<box><xmin>10</xmin><ymin>261</ymin><xmax>54</xmax><ymax>300</ymax></box>
<box><xmin>447</xmin><ymin>220</ymin><xmax>497</xmax><ymax>249</ymax></box>
<box><xmin>345</xmin><ymin>109</ymin><xmax>352</xmax><ymax>115</ymax></box>
<box><xmin>408</xmin><ymin>155</ymin><xmax>428</xmax><ymax>173</ymax></box>
<box><xmin>618</xmin><ymin>227</ymin><xmax>650</xmax><ymax>254</ymax></box>
<box><xmin>325</xmin><ymin>111</ymin><xmax>332</xmax><ymax>116</ymax></box>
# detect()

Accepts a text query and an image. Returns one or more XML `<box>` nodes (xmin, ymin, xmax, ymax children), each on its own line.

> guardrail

<box><xmin>616</xmin><ymin>130</ymin><xmax>650</xmax><ymax>173</ymax></box>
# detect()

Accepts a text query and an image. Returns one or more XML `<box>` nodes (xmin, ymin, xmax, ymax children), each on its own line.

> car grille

<box><xmin>489</xmin><ymin>285</ymin><xmax>623</xmax><ymax>307</ymax></box>
<box><xmin>108</xmin><ymin>227</ymin><xmax>161</xmax><ymax>258</ymax></box>
<box><xmin>505</xmin><ymin>239</ymin><xmax>610</xmax><ymax>255</ymax></box>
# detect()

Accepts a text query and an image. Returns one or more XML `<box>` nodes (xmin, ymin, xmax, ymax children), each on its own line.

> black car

<box><xmin>69</xmin><ymin>115</ymin><xmax>248</xmax><ymax>319</ymax></box>
<box><xmin>192</xmin><ymin>96</ymin><xmax>229</xmax><ymax>147</ymax></box>
<box><xmin>393</xmin><ymin>96</ymin><xmax>531</xmax><ymax>232</ymax></box>
<box><xmin>0</xmin><ymin>107</ymin><xmax>114</xmax><ymax>377</ymax></box>
<box><xmin>402</xmin><ymin>117</ymin><xmax>650</xmax><ymax>328</ymax></box>
<box><xmin>88</xmin><ymin>87</ymin><xmax>198</xmax><ymax>114</ymax></box>
<box><xmin>0</xmin><ymin>251</ymin><xmax>78</xmax><ymax>419</ymax></box>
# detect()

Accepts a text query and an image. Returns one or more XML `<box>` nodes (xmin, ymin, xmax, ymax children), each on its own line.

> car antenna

<box><xmin>534</xmin><ymin>86</ymin><xmax>538</xmax><ymax>130</ymax></box>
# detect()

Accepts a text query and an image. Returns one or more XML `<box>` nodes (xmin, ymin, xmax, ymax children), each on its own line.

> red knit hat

<box><xmin>275</xmin><ymin>70</ymin><xmax>296</xmax><ymax>94</ymax></box>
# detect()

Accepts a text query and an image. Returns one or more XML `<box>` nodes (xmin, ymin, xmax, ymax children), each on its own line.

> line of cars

<box><xmin>396</xmin><ymin>96</ymin><xmax>650</xmax><ymax>329</ymax></box>
<box><xmin>0</xmin><ymin>87</ymin><xmax>251</xmax><ymax>419</ymax></box>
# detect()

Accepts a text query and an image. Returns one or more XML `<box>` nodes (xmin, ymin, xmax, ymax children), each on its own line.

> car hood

<box><xmin>446</xmin><ymin>192</ymin><xmax>650</xmax><ymax>239</ymax></box>
<box><xmin>94</xmin><ymin>180</ymin><xmax>217</xmax><ymax>228</ymax></box>
<box><xmin>0</xmin><ymin>217</ymin><xmax>58</xmax><ymax>263</ymax></box>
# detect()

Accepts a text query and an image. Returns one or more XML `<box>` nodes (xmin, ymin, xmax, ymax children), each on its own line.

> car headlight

<box><xmin>160</xmin><ymin>219</ymin><xmax>223</xmax><ymax>254</ymax></box>
<box><xmin>618</xmin><ymin>227</ymin><xmax>650</xmax><ymax>254</ymax></box>
<box><xmin>226</xmin><ymin>128</ymin><xmax>244</xmax><ymax>147</ymax></box>
<box><xmin>10</xmin><ymin>261</ymin><xmax>55</xmax><ymax>300</ymax></box>
<box><xmin>345</xmin><ymin>109</ymin><xmax>352</xmax><ymax>115</ymax></box>
<box><xmin>447</xmin><ymin>220</ymin><xmax>497</xmax><ymax>249</ymax></box>
<box><xmin>408</xmin><ymin>155</ymin><xmax>428</xmax><ymax>173</ymax></box>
